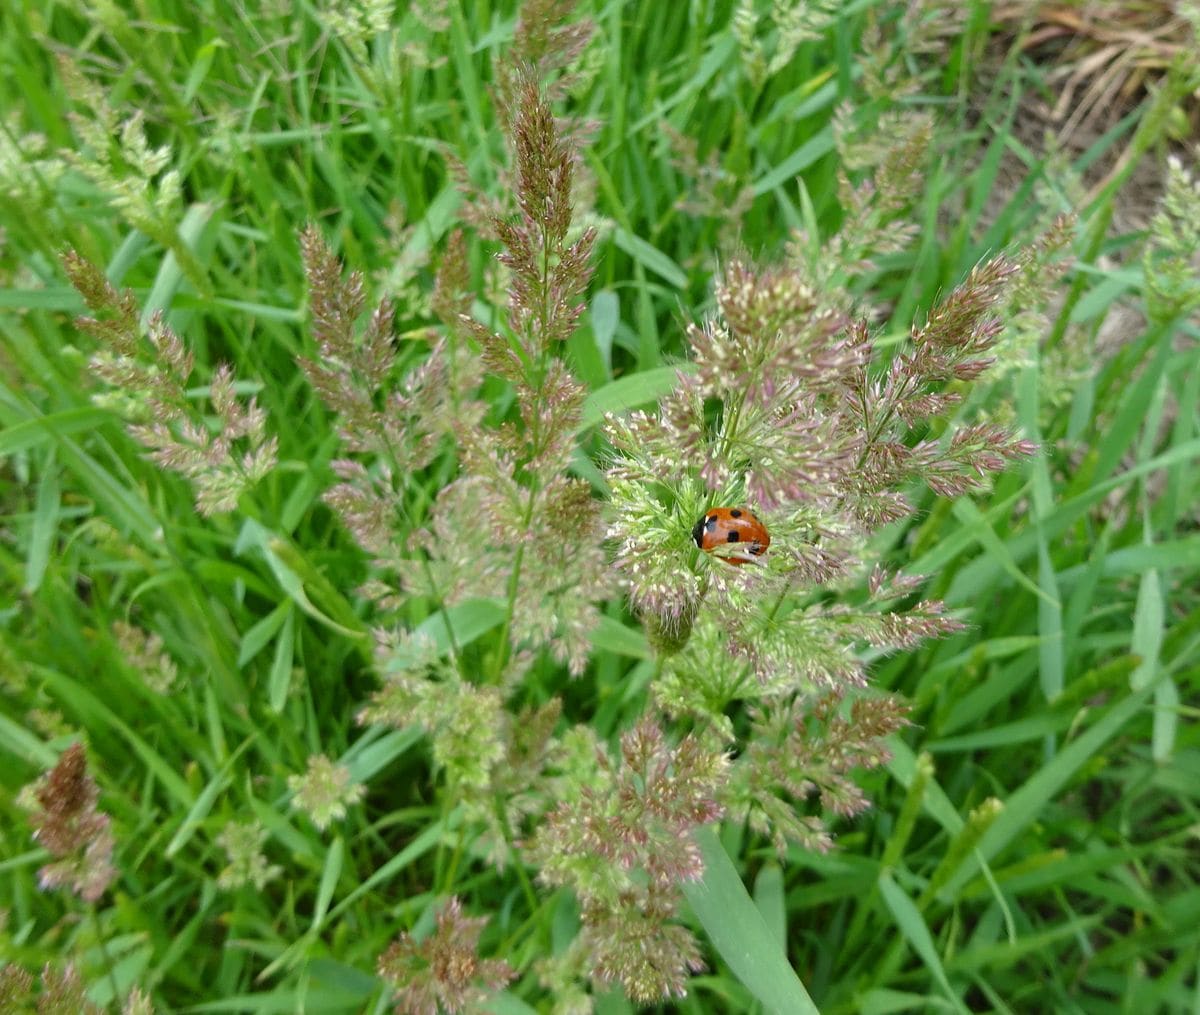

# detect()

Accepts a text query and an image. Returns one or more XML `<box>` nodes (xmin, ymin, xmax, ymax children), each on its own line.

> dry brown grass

<box><xmin>996</xmin><ymin>1</ymin><xmax>1195</xmax><ymax>146</ymax></box>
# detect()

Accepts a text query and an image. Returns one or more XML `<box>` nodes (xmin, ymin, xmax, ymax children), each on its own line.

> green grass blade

<box><xmin>0</xmin><ymin>407</ymin><xmax>114</xmax><ymax>455</ymax></box>
<box><xmin>580</xmin><ymin>365</ymin><xmax>693</xmax><ymax>430</ymax></box>
<box><xmin>23</xmin><ymin>461</ymin><xmax>59</xmax><ymax>594</ymax></box>
<box><xmin>166</xmin><ymin>737</ymin><xmax>256</xmax><ymax>858</ymax></box>
<box><xmin>312</xmin><ymin>835</ymin><xmax>344</xmax><ymax>933</ymax></box>
<box><xmin>878</xmin><ymin>872</ymin><xmax>969</xmax><ymax>1014</ymax></box>
<box><xmin>940</xmin><ymin>678</ymin><xmax>1161</xmax><ymax>899</ymax></box>
<box><xmin>267</xmin><ymin>604</ymin><xmax>297</xmax><ymax>712</ymax></box>
<box><xmin>683</xmin><ymin>826</ymin><xmax>818</xmax><ymax>1015</ymax></box>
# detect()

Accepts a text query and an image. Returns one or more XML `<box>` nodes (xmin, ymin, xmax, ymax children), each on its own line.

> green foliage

<box><xmin>2</xmin><ymin>0</ymin><xmax>1198</xmax><ymax>1012</ymax></box>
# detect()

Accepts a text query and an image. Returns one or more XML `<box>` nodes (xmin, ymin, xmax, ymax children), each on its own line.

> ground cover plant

<box><xmin>2</xmin><ymin>1</ymin><xmax>1199</xmax><ymax>1012</ymax></box>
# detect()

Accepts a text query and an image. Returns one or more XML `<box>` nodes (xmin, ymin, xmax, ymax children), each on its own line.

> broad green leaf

<box><xmin>752</xmin><ymin>863</ymin><xmax>787</xmax><ymax>948</ymax></box>
<box><xmin>683</xmin><ymin>826</ymin><xmax>818</xmax><ymax>1015</ymax></box>
<box><xmin>588</xmin><ymin>615</ymin><xmax>649</xmax><ymax>659</ymax></box>
<box><xmin>591</xmin><ymin>289</ymin><xmax>619</xmax><ymax>373</ymax></box>
<box><xmin>580</xmin><ymin>365</ymin><xmax>690</xmax><ymax>430</ymax></box>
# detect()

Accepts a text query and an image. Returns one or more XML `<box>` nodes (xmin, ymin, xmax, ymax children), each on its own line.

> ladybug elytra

<box><xmin>691</xmin><ymin>507</ymin><xmax>770</xmax><ymax>565</ymax></box>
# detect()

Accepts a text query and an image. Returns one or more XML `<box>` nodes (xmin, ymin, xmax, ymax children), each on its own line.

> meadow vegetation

<box><xmin>2</xmin><ymin>1</ymin><xmax>1199</xmax><ymax>1012</ymax></box>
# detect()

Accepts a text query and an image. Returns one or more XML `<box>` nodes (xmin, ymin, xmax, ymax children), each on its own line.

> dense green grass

<box><xmin>2</xmin><ymin>1</ymin><xmax>1198</xmax><ymax>1012</ymax></box>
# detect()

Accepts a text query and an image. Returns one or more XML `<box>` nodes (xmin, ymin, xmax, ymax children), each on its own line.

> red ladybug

<box><xmin>691</xmin><ymin>507</ymin><xmax>770</xmax><ymax>565</ymax></box>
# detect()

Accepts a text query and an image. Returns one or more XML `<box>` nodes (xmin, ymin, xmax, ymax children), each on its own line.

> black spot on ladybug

<box><xmin>727</xmin><ymin>530</ymin><xmax>740</xmax><ymax>542</ymax></box>
<box><xmin>730</xmin><ymin>509</ymin><xmax>742</xmax><ymax>518</ymax></box>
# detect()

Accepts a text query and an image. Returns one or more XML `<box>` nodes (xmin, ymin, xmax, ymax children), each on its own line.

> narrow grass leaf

<box><xmin>187</xmin><ymin>993</ymin><xmax>308</xmax><ymax>1013</ymax></box>
<box><xmin>40</xmin><ymin>669</ymin><xmax>193</xmax><ymax>806</ymax></box>
<box><xmin>24</xmin><ymin>462</ymin><xmax>59</xmax><ymax>594</ymax></box>
<box><xmin>342</xmin><ymin>728</ymin><xmax>422</xmax><ymax>784</ymax></box>
<box><xmin>752</xmin><ymin>126</ymin><xmax>835</xmax><ymax>195</ymax></box>
<box><xmin>951</xmin><ymin>498</ymin><xmax>1056</xmax><ymax>607</ymax></box>
<box><xmin>945</xmin><ymin>438</ymin><xmax>1200</xmax><ymax>603</ymax></box>
<box><xmin>580</xmin><ymin>365</ymin><xmax>691</xmax><ymax>430</ymax></box>
<box><xmin>1058</xmin><ymin>536</ymin><xmax>1200</xmax><ymax>579</ymax></box>
<box><xmin>1032</xmin><ymin>476</ymin><xmax>1064</xmax><ymax>702</ymax></box>
<box><xmin>948</xmin><ymin>915</ymin><xmax>1104</xmax><ymax>972</ymax></box>
<box><xmin>1153</xmin><ymin>677</ymin><xmax>1178</xmax><ymax>763</ymax></box>
<box><xmin>141</xmin><ymin>202</ymin><xmax>218</xmax><ymax>326</ymax></box>
<box><xmin>235</xmin><ymin>519</ymin><xmax>363</xmax><ymax>637</ymax></box>
<box><xmin>1088</xmin><ymin>327</ymin><xmax>1172</xmax><ymax>486</ymax></box>
<box><xmin>0</xmin><ymin>407</ymin><xmax>113</xmax><ymax>455</ymax></box>
<box><xmin>0</xmin><ymin>712</ymin><xmax>59</xmax><ymax>767</ymax></box>
<box><xmin>926</xmin><ymin>712</ymin><xmax>1072</xmax><ymax>752</ymax></box>
<box><xmin>304</xmin><ymin>958</ymin><xmax>379</xmax><ymax>999</ymax></box>
<box><xmin>484</xmin><ymin>995</ymin><xmax>540</xmax><ymax>1015</ymax></box>
<box><xmin>858</xmin><ymin>988</ymin><xmax>959</xmax><ymax>1014</ymax></box>
<box><xmin>886</xmin><ymin>738</ymin><xmax>963</xmax><ymax>835</ymax></box>
<box><xmin>312</xmin><ymin>836</ymin><xmax>344</xmax><ymax>933</ymax></box>
<box><xmin>588</xmin><ymin>615</ymin><xmax>649</xmax><ymax>659</ymax></box>
<box><xmin>1130</xmin><ymin>568</ymin><xmax>1163</xmax><ymax>690</ymax></box>
<box><xmin>54</xmin><ymin>438</ymin><xmax>162</xmax><ymax>542</ymax></box>
<box><xmin>881</xmin><ymin>752</ymin><xmax>933</xmax><ymax>869</ymax></box>
<box><xmin>379</xmin><ymin>598</ymin><xmax>507</xmax><ymax>670</ymax></box>
<box><xmin>207</xmin><ymin>297</ymin><xmax>303</xmax><ymax>322</ymax></box>
<box><xmin>628</xmin><ymin>33</ymin><xmax>735</xmax><ymax>133</ymax></box>
<box><xmin>267</xmin><ymin>604</ymin><xmax>296</xmax><ymax>712</ymax></box>
<box><xmin>682</xmin><ymin>826</ymin><xmax>818</xmax><ymax>1015</ymax></box>
<box><xmin>940</xmin><ymin>679</ymin><xmax>1160</xmax><ymax>898</ymax></box>
<box><xmin>166</xmin><ymin>737</ymin><xmax>256</xmax><ymax>858</ymax></box>
<box><xmin>327</xmin><ymin>816</ymin><xmax>447</xmax><ymax>920</ymax></box>
<box><xmin>182</xmin><ymin>38</ymin><xmax>222</xmax><ymax>104</ymax></box>
<box><xmin>238</xmin><ymin>600</ymin><xmax>292</xmax><ymax>667</ymax></box>
<box><xmin>0</xmin><ymin>288</ymin><xmax>81</xmax><ymax>310</ymax></box>
<box><xmin>906</xmin><ymin>487</ymin><xmax>1024</xmax><ymax>585</ymax></box>
<box><xmin>265</xmin><ymin>534</ymin><xmax>366</xmax><ymax>636</ymax></box>
<box><xmin>611</xmin><ymin>227</ymin><xmax>688</xmax><ymax>289</ymax></box>
<box><xmin>878</xmin><ymin>872</ymin><xmax>969</xmax><ymax>1014</ymax></box>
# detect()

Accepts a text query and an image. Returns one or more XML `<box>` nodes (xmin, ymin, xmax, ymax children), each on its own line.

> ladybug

<box><xmin>691</xmin><ymin>507</ymin><xmax>770</xmax><ymax>565</ymax></box>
